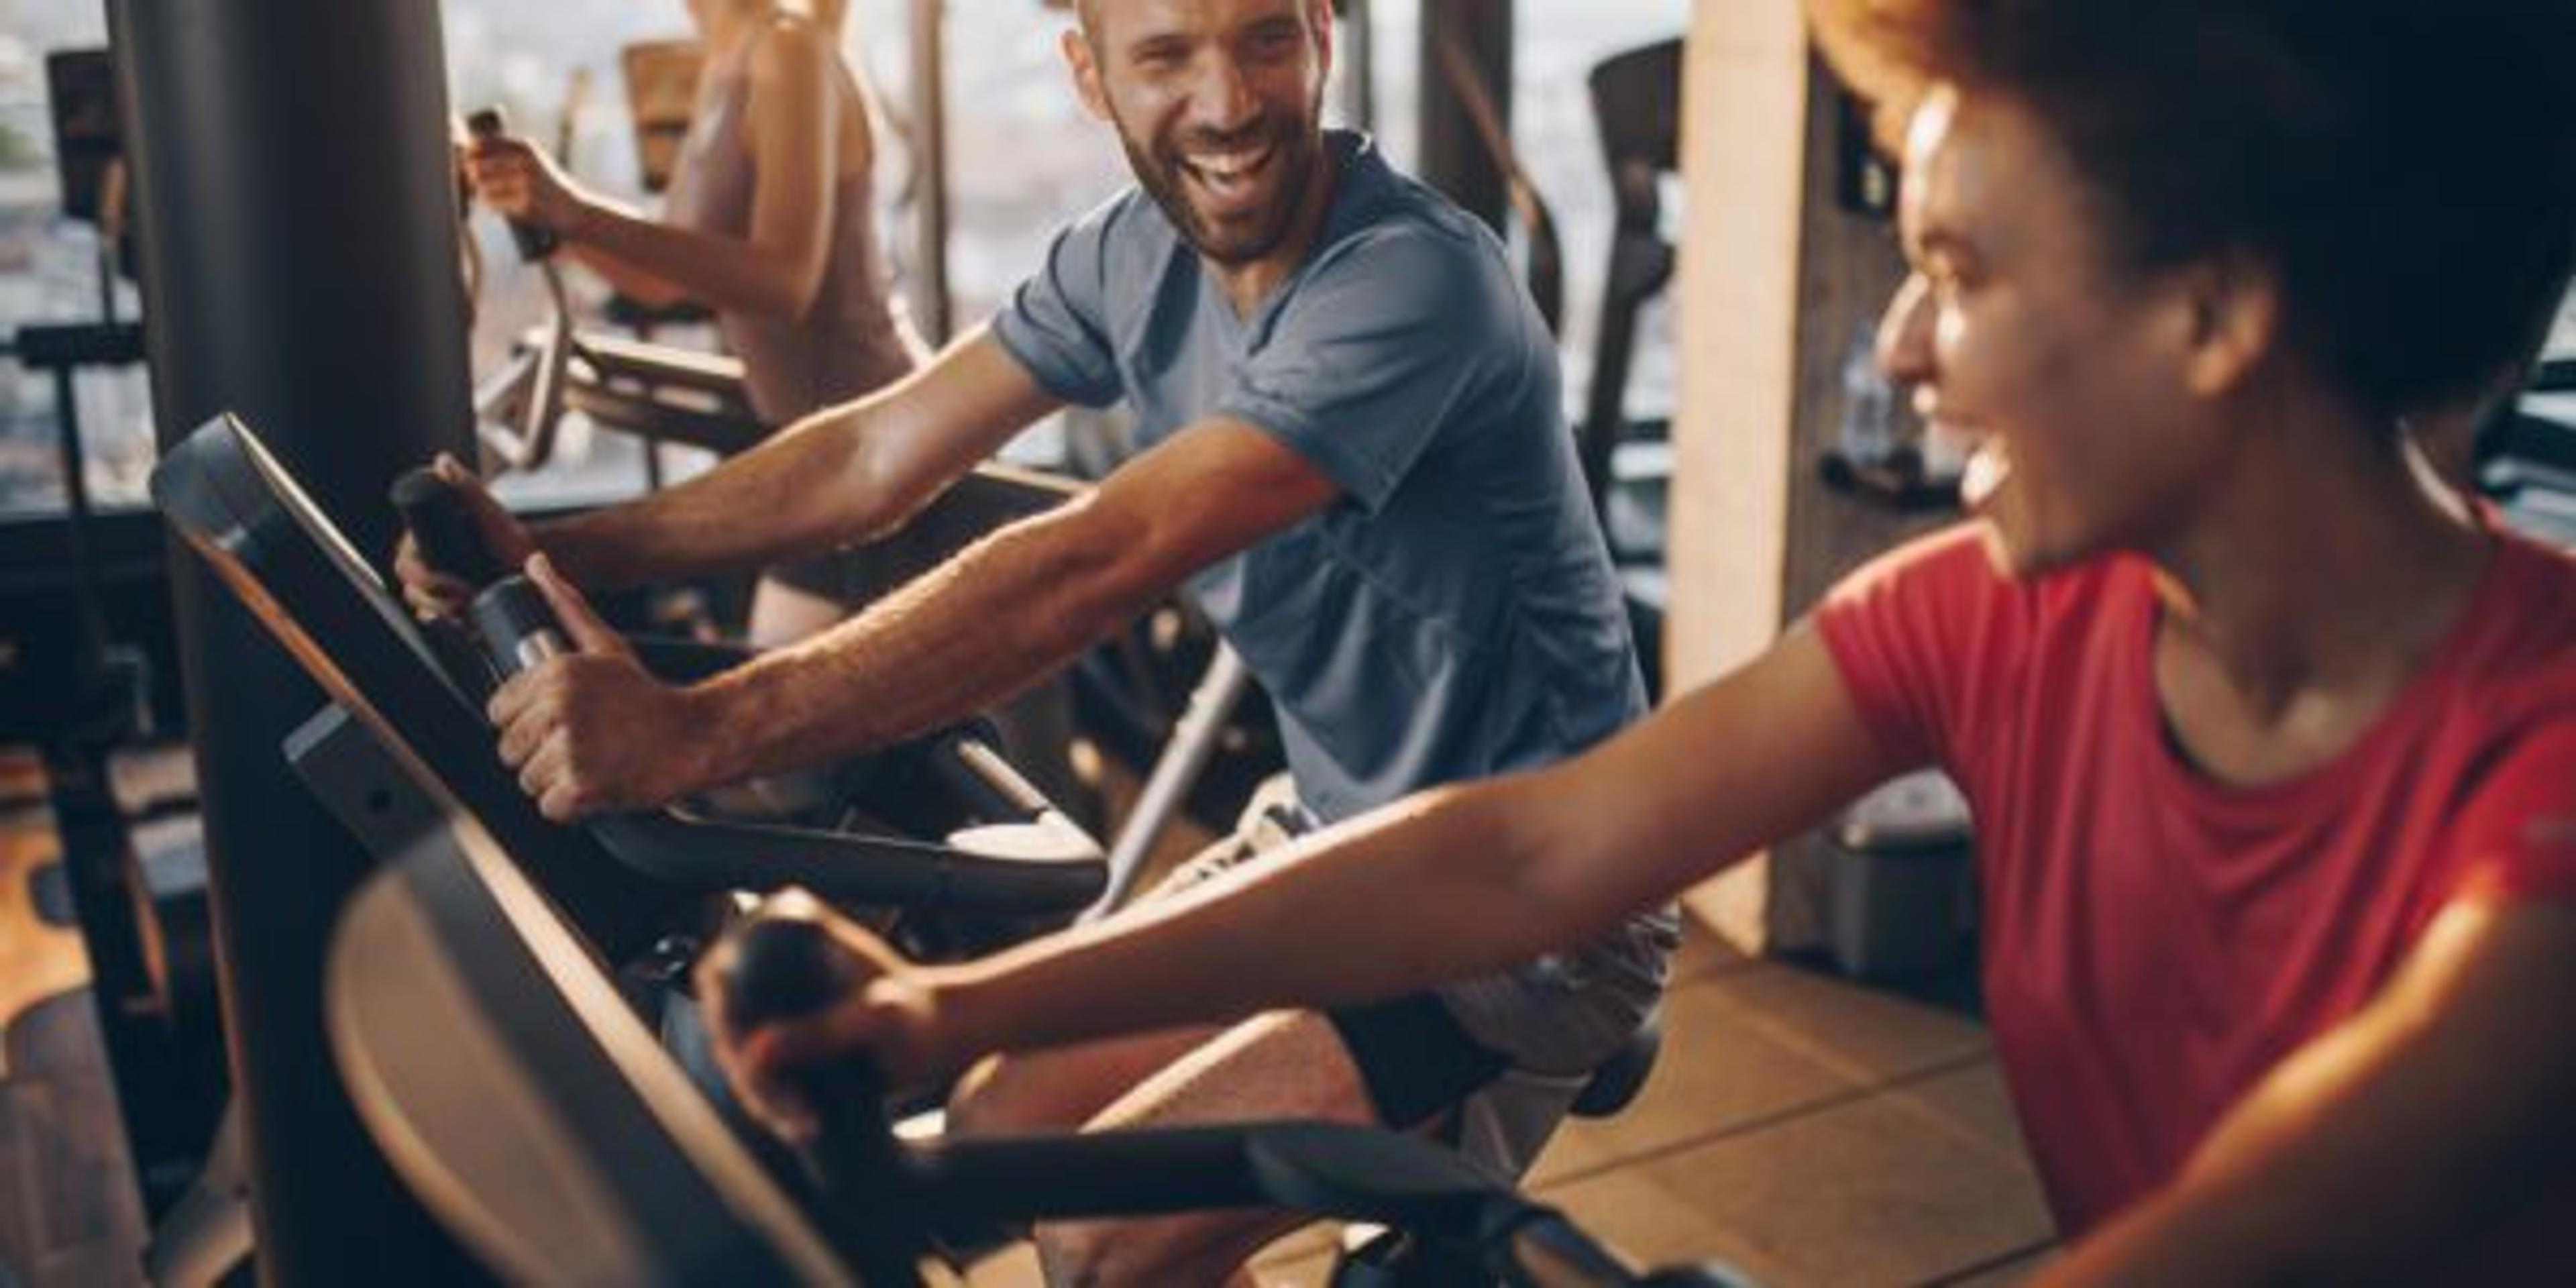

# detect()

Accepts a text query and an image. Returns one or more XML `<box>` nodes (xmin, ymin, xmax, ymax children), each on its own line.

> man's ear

<box><xmin>1309</xmin><ymin>0</ymin><xmax>1335</xmax><ymax>85</ymax></box>
<box><xmin>2182</xmin><ymin>252</ymin><xmax>2284</xmax><ymax>400</ymax></box>
<box><xmin>1062</xmin><ymin>26</ymin><xmax>1111</xmax><ymax>123</ymax></box>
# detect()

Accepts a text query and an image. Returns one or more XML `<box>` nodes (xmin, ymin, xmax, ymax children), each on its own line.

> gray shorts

<box><xmin>1156</xmin><ymin>776</ymin><xmax>1679</xmax><ymax>1175</ymax></box>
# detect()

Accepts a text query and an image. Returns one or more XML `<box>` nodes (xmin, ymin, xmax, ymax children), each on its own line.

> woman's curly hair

<box><xmin>1810</xmin><ymin>0</ymin><xmax>2576</xmax><ymax>417</ymax></box>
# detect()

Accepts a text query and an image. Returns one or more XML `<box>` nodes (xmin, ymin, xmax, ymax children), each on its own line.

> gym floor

<box><xmin>956</xmin><ymin>922</ymin><xmax>2057</xmax><ymax>1287</ymax></box>
<box><xmin>0</xmin><ymin>750</ymin><xmax>150</xmax><ymax>1287</ymax></box>
<box><xmin>0</xmin><ymin>745</ymin><xmax>2057</xmax><ymax>1287</ymax></box>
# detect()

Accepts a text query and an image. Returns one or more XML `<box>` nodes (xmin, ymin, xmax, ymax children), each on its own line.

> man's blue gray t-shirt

<box><xmin>993</xmin><ymin>131</ymin><xmax>1646</xmax><ymax>824</ymax></box>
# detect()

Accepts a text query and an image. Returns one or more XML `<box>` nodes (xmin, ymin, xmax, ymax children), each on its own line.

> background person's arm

<box><xmin>541</xmin><ymin>187</ymin><xmax>698</xmax><ymax>310</ymax></box>
<box><xmin>534</xmin><ymin>327</ymin><xmax>1052</xmax><ymax>591</ymax></box>
<box><xmin>471</xmin><ymin>20</ymin><xmax>847</xmax><ymax>318</ymax></box>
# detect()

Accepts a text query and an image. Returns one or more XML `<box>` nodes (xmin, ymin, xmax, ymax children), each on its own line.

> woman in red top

<box><xmin>708</xmin><ymin>0</ymin><xmax>2576</xmax><ymax>1279</ymax></box>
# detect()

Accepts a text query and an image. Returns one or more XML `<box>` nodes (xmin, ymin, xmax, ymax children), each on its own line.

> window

<box><xmin>1</xmin><ymin>13</ymin><xmax>153</xmax><ymax>517</ymax></box>
<box><xmin>1366</xmin><ymin>1</ymin><xmax>1689</xmax><ymax>425</ymax></box>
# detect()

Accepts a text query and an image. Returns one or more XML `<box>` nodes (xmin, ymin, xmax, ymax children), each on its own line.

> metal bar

<box><xmin>47</xmin><ymin>364</ymin><xmax>111</xmax><ymax>658</ymax></box>
<box><xmin>910</xmin><ymin>0</ymin><xmax>953</xmax><ymax>343</ymax></box>
<box><xmin>1089</xmin><ymin>644</ymin><xmax>1250</xmax><ymax>918</ymax></box>
<box><xmin>1340</xmin><ymin>0</ymin><xmax>1376</xmax><ymax>130</ymax></box>
<box><xmin>906</xmin><ymin>1130</ymin><xmax>1271</xmax><ymax>1221</ymax></box>
<box><xmin>1417</xmin><ymin>0</ymin><xmax>1513</xmax><ymax>233</ymax></box>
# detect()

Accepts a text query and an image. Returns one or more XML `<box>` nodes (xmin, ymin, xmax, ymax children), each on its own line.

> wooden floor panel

<box><xmin>978</xmin><ymin>939</ymin><xmax>2055</xmax><ymax>1287</ymax></box>
<box><xmin>1</xmin><ymin>994</ymin><xmax>147</xmax><ymax>1288</ymax></box>
<box><xmin>0</xmin><ymin>824</ymin><xmax>85</xmax><ymax>1081</ymax></box>
<box><xmin>1</xmin><ymin>753</ymin><xmax>148</xmax><ymax>1288</ymax></box>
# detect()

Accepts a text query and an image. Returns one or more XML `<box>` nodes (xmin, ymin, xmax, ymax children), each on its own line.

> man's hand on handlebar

<box><xmin>488</xmin><ymin>555</ymin><xmax>716</xmax><ymax>820</ymax></box>
<box><xmin>464</xmin><ymin>129</ymin><xmax>589</xmax><ymax>239</ymax></box>
<box><xmin>697</xmin><ymin>892</ymin><xmax>952</xmax><ymax>1143</ymax></box>
<box><xmin>393</xmin><ymin>454</ymin><xmax>535</xmax><ymax>619</ymax></box>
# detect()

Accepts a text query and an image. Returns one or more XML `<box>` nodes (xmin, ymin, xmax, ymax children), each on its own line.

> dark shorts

<box><xmin>1325</xmin><ymin>991</ymin><xmax>1511</xmax><ymax>1130</ymax></box>
<box><xmin>1157</xmin><ymin>776</ymin><xmax>1665</xmax><ymax>1177</ymax></box>
<box><xmin>1157</xmin><ymin>777</ymin><xmax>1510</xmax><ymax>1131</ymax></box>
<box><xmin>760</xmin><ymin>545</ymin><xmax>877</xmax><ymax>600</ymax></box>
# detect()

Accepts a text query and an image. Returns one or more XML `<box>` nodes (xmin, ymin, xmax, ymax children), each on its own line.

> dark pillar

<box><xmin>106</xmin><ymin>0</ymin><xmax>484</xmax><ymax>1281</ymax></box>
<box><xmin>1417</xmin><ymin>0</ymin><xmax>1512</xmax><ymax>233</ymax></box>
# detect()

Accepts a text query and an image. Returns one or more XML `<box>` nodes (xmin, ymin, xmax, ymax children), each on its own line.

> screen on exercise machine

<box><xmin>151</xmin><ymin>413</ymin><xmax>659</xmax><ymax>950</ymax></box>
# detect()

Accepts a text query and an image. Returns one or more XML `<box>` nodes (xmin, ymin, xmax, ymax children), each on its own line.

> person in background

<box><xmin>467</xmin><ymin>0</ymin><xmax>923</xmax><ymax>644</ymax></box>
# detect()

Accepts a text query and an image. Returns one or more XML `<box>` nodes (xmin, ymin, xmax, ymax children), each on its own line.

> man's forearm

<box><xmin>686</xmin><ymin>499</ymin><xmax>1150</xmax><ymax>785</ymax></box>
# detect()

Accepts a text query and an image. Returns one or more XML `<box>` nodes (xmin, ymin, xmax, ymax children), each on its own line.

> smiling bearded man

<box><xmin>414</xmin><ymin>0</ymin><xmax>1672</xmax><ymax>1283</ymax></box>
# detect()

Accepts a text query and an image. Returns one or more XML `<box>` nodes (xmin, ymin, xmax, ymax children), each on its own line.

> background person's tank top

<box><xmin>664</xmin><ymin>31</ymin><xmax>921</xmax><ymax>424</ymax></box>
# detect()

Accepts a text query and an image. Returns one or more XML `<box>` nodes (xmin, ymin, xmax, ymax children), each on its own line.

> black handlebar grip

<box><xmin>707</xmin><ymin>910</ymin><xmax>918</xmax><ymax>1285</ymax></box>
<box><xmin>466</xmin><ymin>576</ymin><xmax>568</xmax><ymax>677</ymax></box>
<box><xmin>465</xmin><ymin>107</ymin><xmax>561</xmax><ymax>262</ymax></box>
<box><xmin>391</xmin><ymin>468</ymin><xmax>508</xmax><ymax>589</ymax></box>
<box><xmin>712</xmin><ymin>914</ymin><xmax>867</xmax><ymax>1034</ymax></box>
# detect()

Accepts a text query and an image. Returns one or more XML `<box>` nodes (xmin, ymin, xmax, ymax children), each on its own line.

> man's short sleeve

<box><xmin>2451</xmin><ymin>722</ymin><xmax>2576</xmax><ymax>908</ymax></box>
<box><xmin>991</xmin><ymin>197</ymin><xmax>1127</xmax><ymax>409</ymax></box>
<box><xmin>1217</xmin><ymin>226</ymin><xmax>1516</xmax><ymax>512</ymax></box>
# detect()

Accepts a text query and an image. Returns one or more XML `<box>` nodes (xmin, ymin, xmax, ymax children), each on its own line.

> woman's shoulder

<box><xmin>1828</xmin><ymin>523</ymin><xmax>2135</xmax><ymax>616</ymax></box>
<box><xmin>744</xmin><ymin>12</ymin><xmax>839</xmax><ymax>78</ymax></box>
<box><xmin>2453</xmin><ymin>530</ymin><xmax>2576</xmax><ymax>706</ymax></box>
<box><xmin>1815</xmin><ymin>525</ymin><xmax>2149</xmax><ymax>705</ymax></box>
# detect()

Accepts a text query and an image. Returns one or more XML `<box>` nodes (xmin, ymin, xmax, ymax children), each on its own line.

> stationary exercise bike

<box><xmin>136</xmin><ymin>411</ymin><xmax>1108</xmax><ymax>1285</ymax></box>
<box><xmin>324</xmin><ymin>798</ymin><xmax>1752</xmax><ymax>1287</ymax></box>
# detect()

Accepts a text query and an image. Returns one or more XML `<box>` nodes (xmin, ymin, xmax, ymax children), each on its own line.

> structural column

<box><xmin>1669</xmin><ymin>0</ymin><xmax>1943</xmax><ymax>952</ymax></box>
<box><xmin>1417</xmin><ymin>0</ymin><xmax>1512</xmax><ymax>233</ymax></box>
<box><xmin>107</xmin><ymin>0</ymin><xmax>482</xmax><ymax>1280</ymax></box>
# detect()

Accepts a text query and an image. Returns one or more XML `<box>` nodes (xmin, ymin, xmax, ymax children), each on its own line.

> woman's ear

<box><xmin>2182</xmin><ymin>252</ymin><xmax>2284</xmax><ymax>399</ymax></box>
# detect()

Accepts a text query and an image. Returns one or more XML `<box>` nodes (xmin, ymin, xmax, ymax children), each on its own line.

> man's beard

<box><xmin>1116</xmin><ymin>103</ymin><xmax>1324</xmax><ymax>266</ymax></box>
